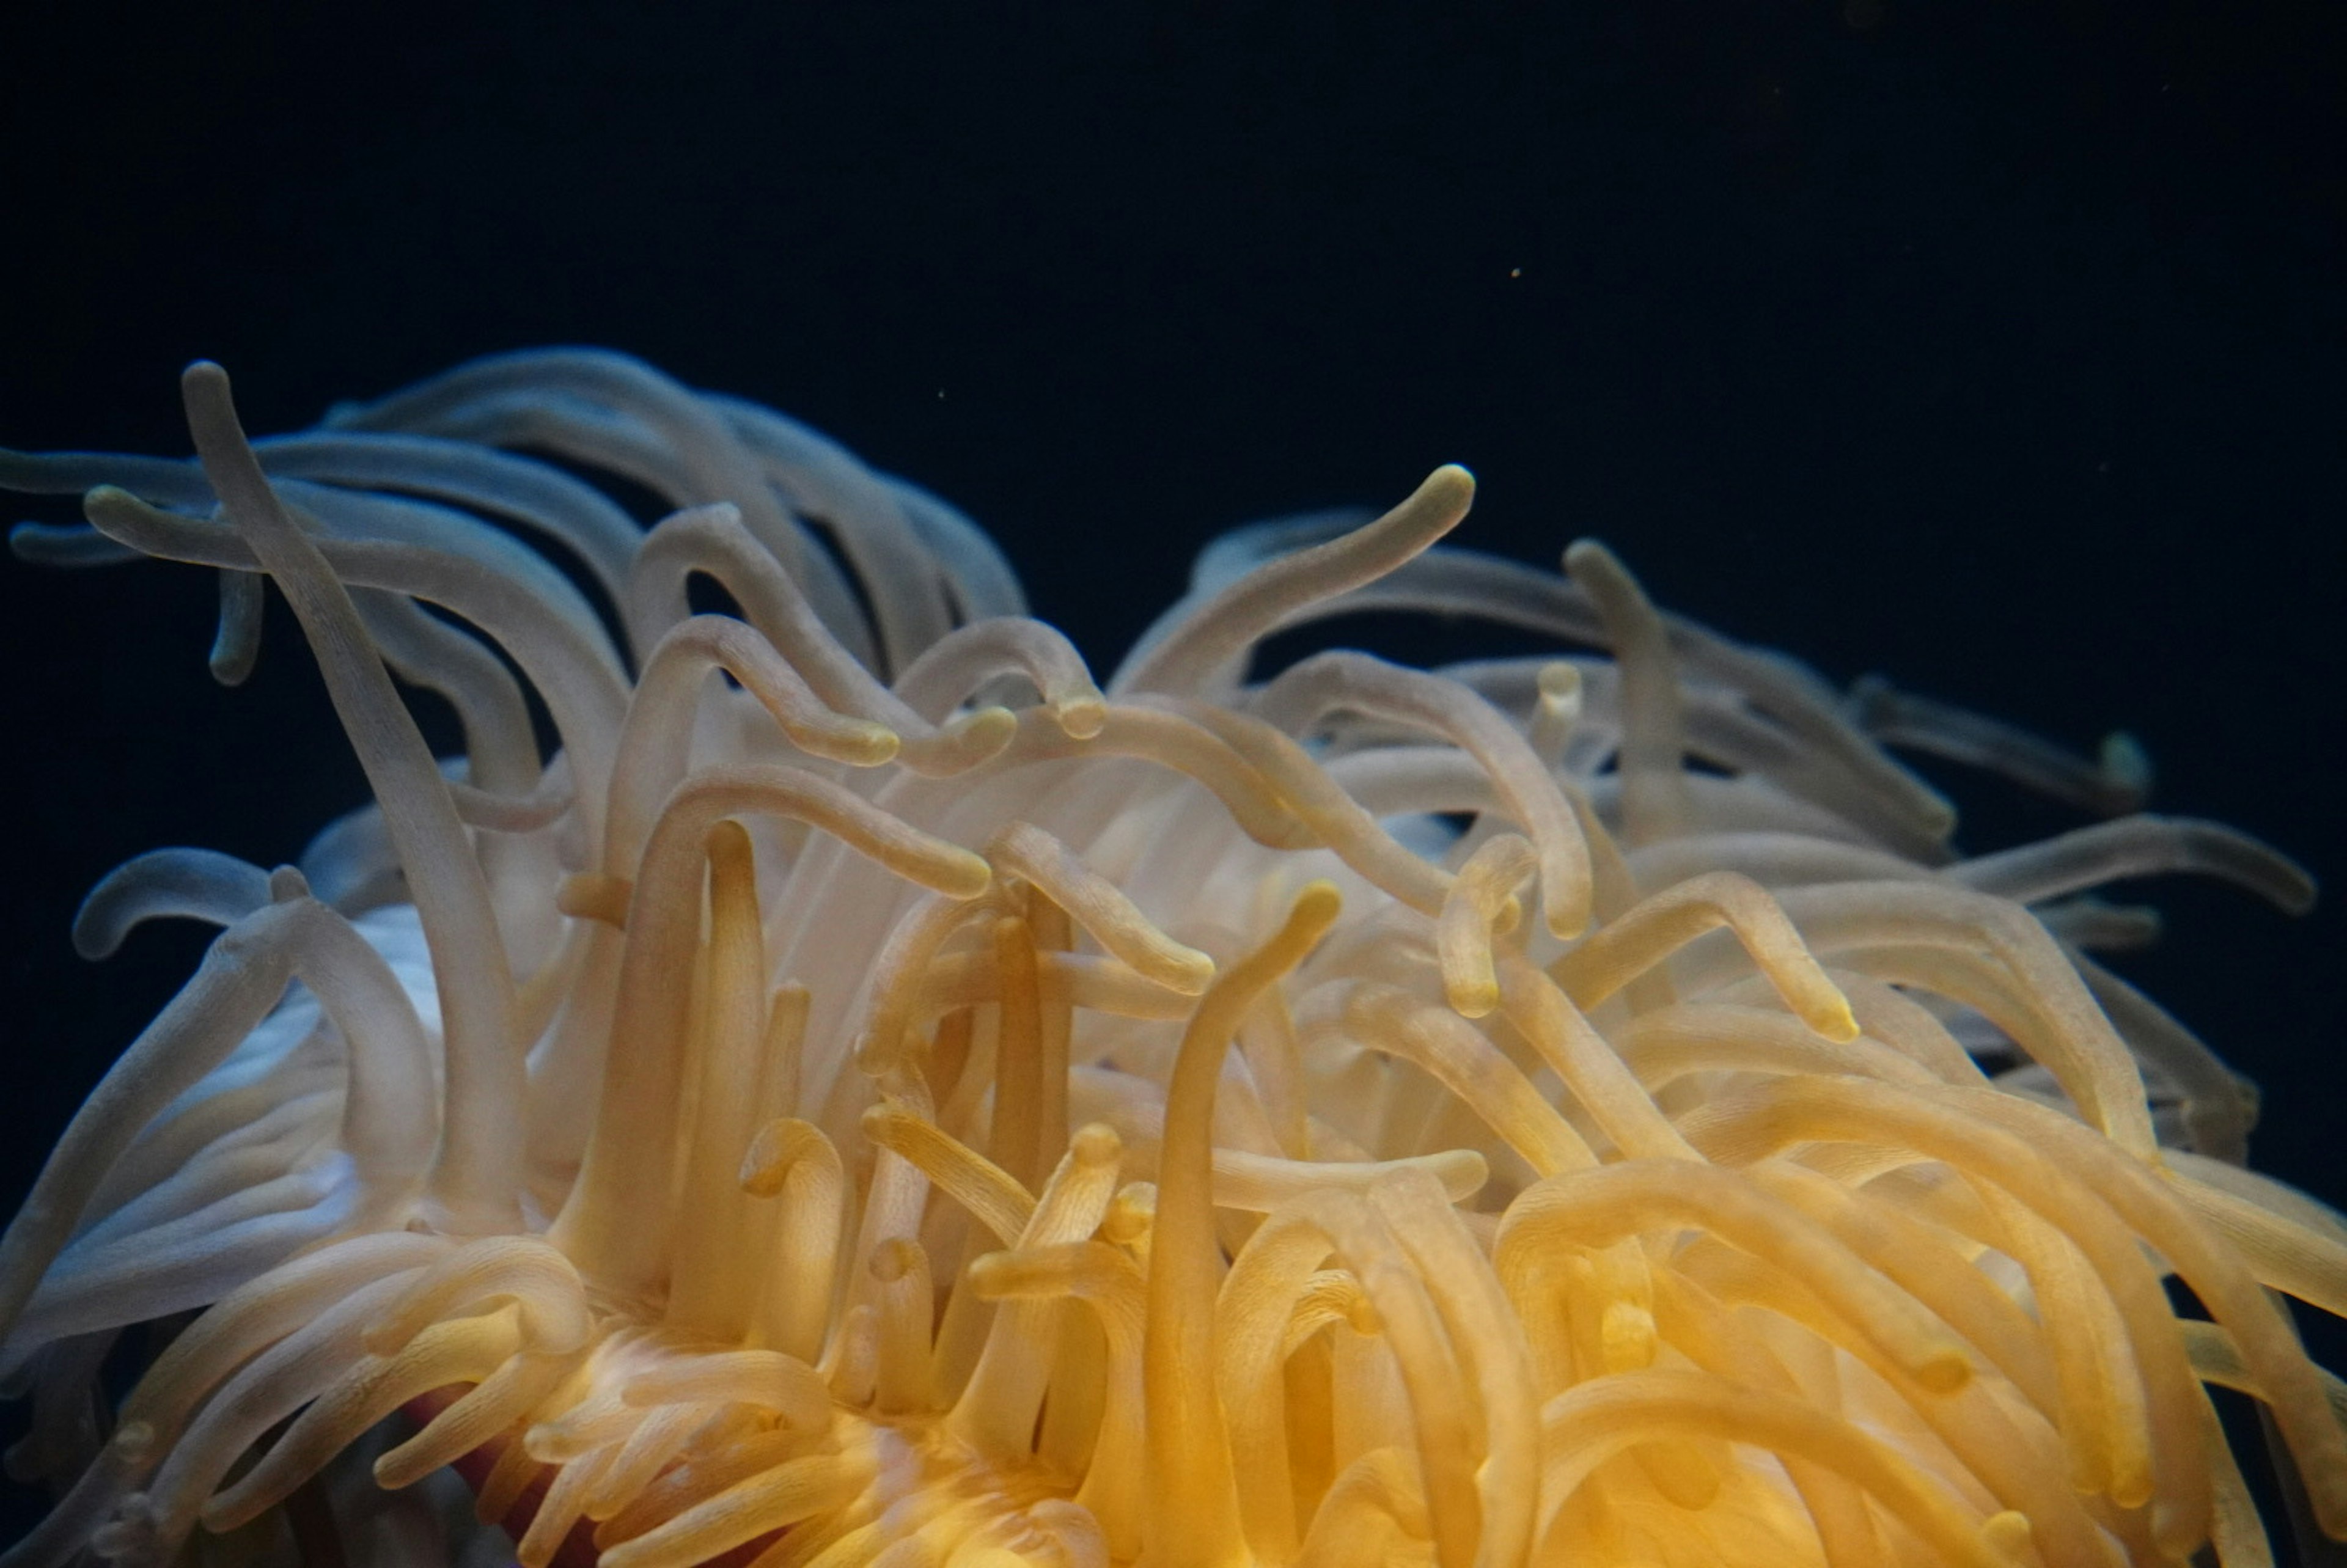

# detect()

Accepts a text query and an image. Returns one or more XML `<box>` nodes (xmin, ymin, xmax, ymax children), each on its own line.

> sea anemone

<box><xmin>1</xmin><ymin>350</ymin><xmax>2340</xmax><ymax>1567</ymax></box>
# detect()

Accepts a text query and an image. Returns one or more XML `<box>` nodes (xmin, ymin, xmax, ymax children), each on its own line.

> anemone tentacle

<box><xmin>2</xmin><ymin>351</ymin><xmax>2338</xmax><ymax>1567</ymax></box>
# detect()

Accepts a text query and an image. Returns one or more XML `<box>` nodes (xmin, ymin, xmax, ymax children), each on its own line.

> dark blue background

<box><xmin>2</xmin><ymin>0</ymin><xmax>2340</xmax><ymax>1550</ymax></box>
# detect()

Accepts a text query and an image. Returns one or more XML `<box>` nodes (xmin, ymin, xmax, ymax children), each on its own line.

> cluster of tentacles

<box><xmin>1</xmin><ymin>350</ymin><xmax>2341</xmax><ymax>1567</ymax></box>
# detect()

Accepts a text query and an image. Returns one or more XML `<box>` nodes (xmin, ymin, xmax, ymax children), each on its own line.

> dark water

<box><xmin>2</xmin><ymin>1</ymin><xmax>2340</xmax><ymax>1553</ymax></box>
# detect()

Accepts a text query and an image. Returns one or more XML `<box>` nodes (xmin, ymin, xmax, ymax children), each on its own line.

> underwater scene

<box><xmin>2</xmin><ymin>5</ymin><xmax>2340</xmax><ymax>1565</ymax></box>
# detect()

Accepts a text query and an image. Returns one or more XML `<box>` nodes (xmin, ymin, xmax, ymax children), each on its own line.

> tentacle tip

<box><xmin>1168</xmin><ymin>951</ymin><xmax>1218</xmax><ymax>995</ymax></box>
<box><xmin>1489</xmin><ymin>893</ymin><xmax>1524</xmax><ymax>936</ymax></box>
<box><xmin>1290</xmin><ymin>879</ymin><xmax>1345</xmax><ymax>932</ymax></box>
<box><xmin>68</xmin><ymin>920</ymin><xmax>122</xmax><ymax>962</ymax></box>
<box><xmin>79</xmin><ymin>483</ymin><xmax>138</xmax><ymax>521</ymax></box>
<box><xmin>110</xmin><ymin>1420</ymin><xmax>155</xmax><ymax>1464</ymax></box>
<box><xmin>2099</xmin><ymin>730</ymin><xmax>2154</xmax><ymax>798</ymax></box>
<box><xmin>555</xmin><ymin>871</ymin><xmax>633</xmax><ymax>928</ymax></box>
<box><xmin>1055</xmin><ymin>695</ymin><xmax>1107</xmax><ymax>739</ymax></box>
<box><xmin>2140</xmin><ymin>1498</ymin><xmax>2213</xmax><ymax>1563</ymax></box>
<box><xmin>946</xmin><ymin>704</ymin><xmax>1019</xmax><ymax>758</ymax></box>
<box><xmin>8</xmin><ymin>519</ymin><xmax>93</xmax><ymax>564</ymax></box>
<box><xmin>920</xmin><ymin>849</ymin><xmax>995</xmax><ymax>901</ymax></box>
<box><xmin>1071</xmin><ymin>1121</ymin><xmax>1123</xmax><ymax>1166</ymax></box>
<box><xmin>1425</xmin><ymin>463</ymin><xmax>1476</xmax><ymax>505</ymax></box>
<box><xmin>518</xmin><ymin>1423</ymin><xmax>566</xmax><ymax>1462</ymax></box>
<box><xmin>1542</xmin><ymin>904</ymin><xmax>1590</xmax><ymax>943</ymax></box>
<box><xmin>358</xmin><ymin>1325</ymin><xmax>408</xmax><ymax>1358</ymax></box>
<box><xmin>1103</xmin><ymin>1185</ymin><xmax>1156</xmax><ymax>1244</ymax></box>
<box><xmin>964</xmin><ymin>1251</ymin><xmax>1013</xmax><ymax>1297</ymax></box>
<box><xmin>941</xmin><ymin>853</ymin><xmax>996</xmax><ymax>902</ymax></box>
<box><xmin>1813</xmin><ymin>1002</ymin><xmax>1860</xmax><ymax>1044</ymax></box>
<box><xmin>851</xmin><ymin>1032</ymin><xmax>898</xmax><ymax>1081</ymax></box>
<box><xmin>179</xmin><ymin>364</ymin><xmax>245</xmax><ymax>449</ymax></box>
<box><xmin>1444</xmin><ymin>979</ymin><xmax>1500</xmax><ymax>1020</ymax></box>
<box><xmin>1978</xmin><ymin>1510</ymin><xmax>2033</xmax><ymax>1560</ymax></box>
<box><xmin>836</xmin><ymin>724</ymin><xmax>902</xmax><ymax>767</ymax></box>
<box><xmin>372</xmin><ymin>1448</ymin><xmax>432</xmax><ymax>1491</ymax></box>
<box><xmin>869</xmin><ymin>1238</ymin><xmax>922</xmax><ymax>1283</ymax></box>
<box><xmin>1909</xmin><ymin>1346</ymin><xmax>1971</xmax><ymax>1395</ymax></box>
<box><xmin>2299</xmin><ymin>1462</ymin><xmax>2347</xmax><ymax>1544</ymax></box>
<box><xmin>1560</xmin><ymin>537</ymin><xmax>1615</xmax><ymax>574</ymax></box>
<box><xmin>1442</xmin><ymin>1149</ymin><xmax>1491</xmax><ymax>1193</ymax></box>
<box><xmin>89</xmin><ymin>1517</ymin><xmax>142</xmax><ymax>1561</ymax></box>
